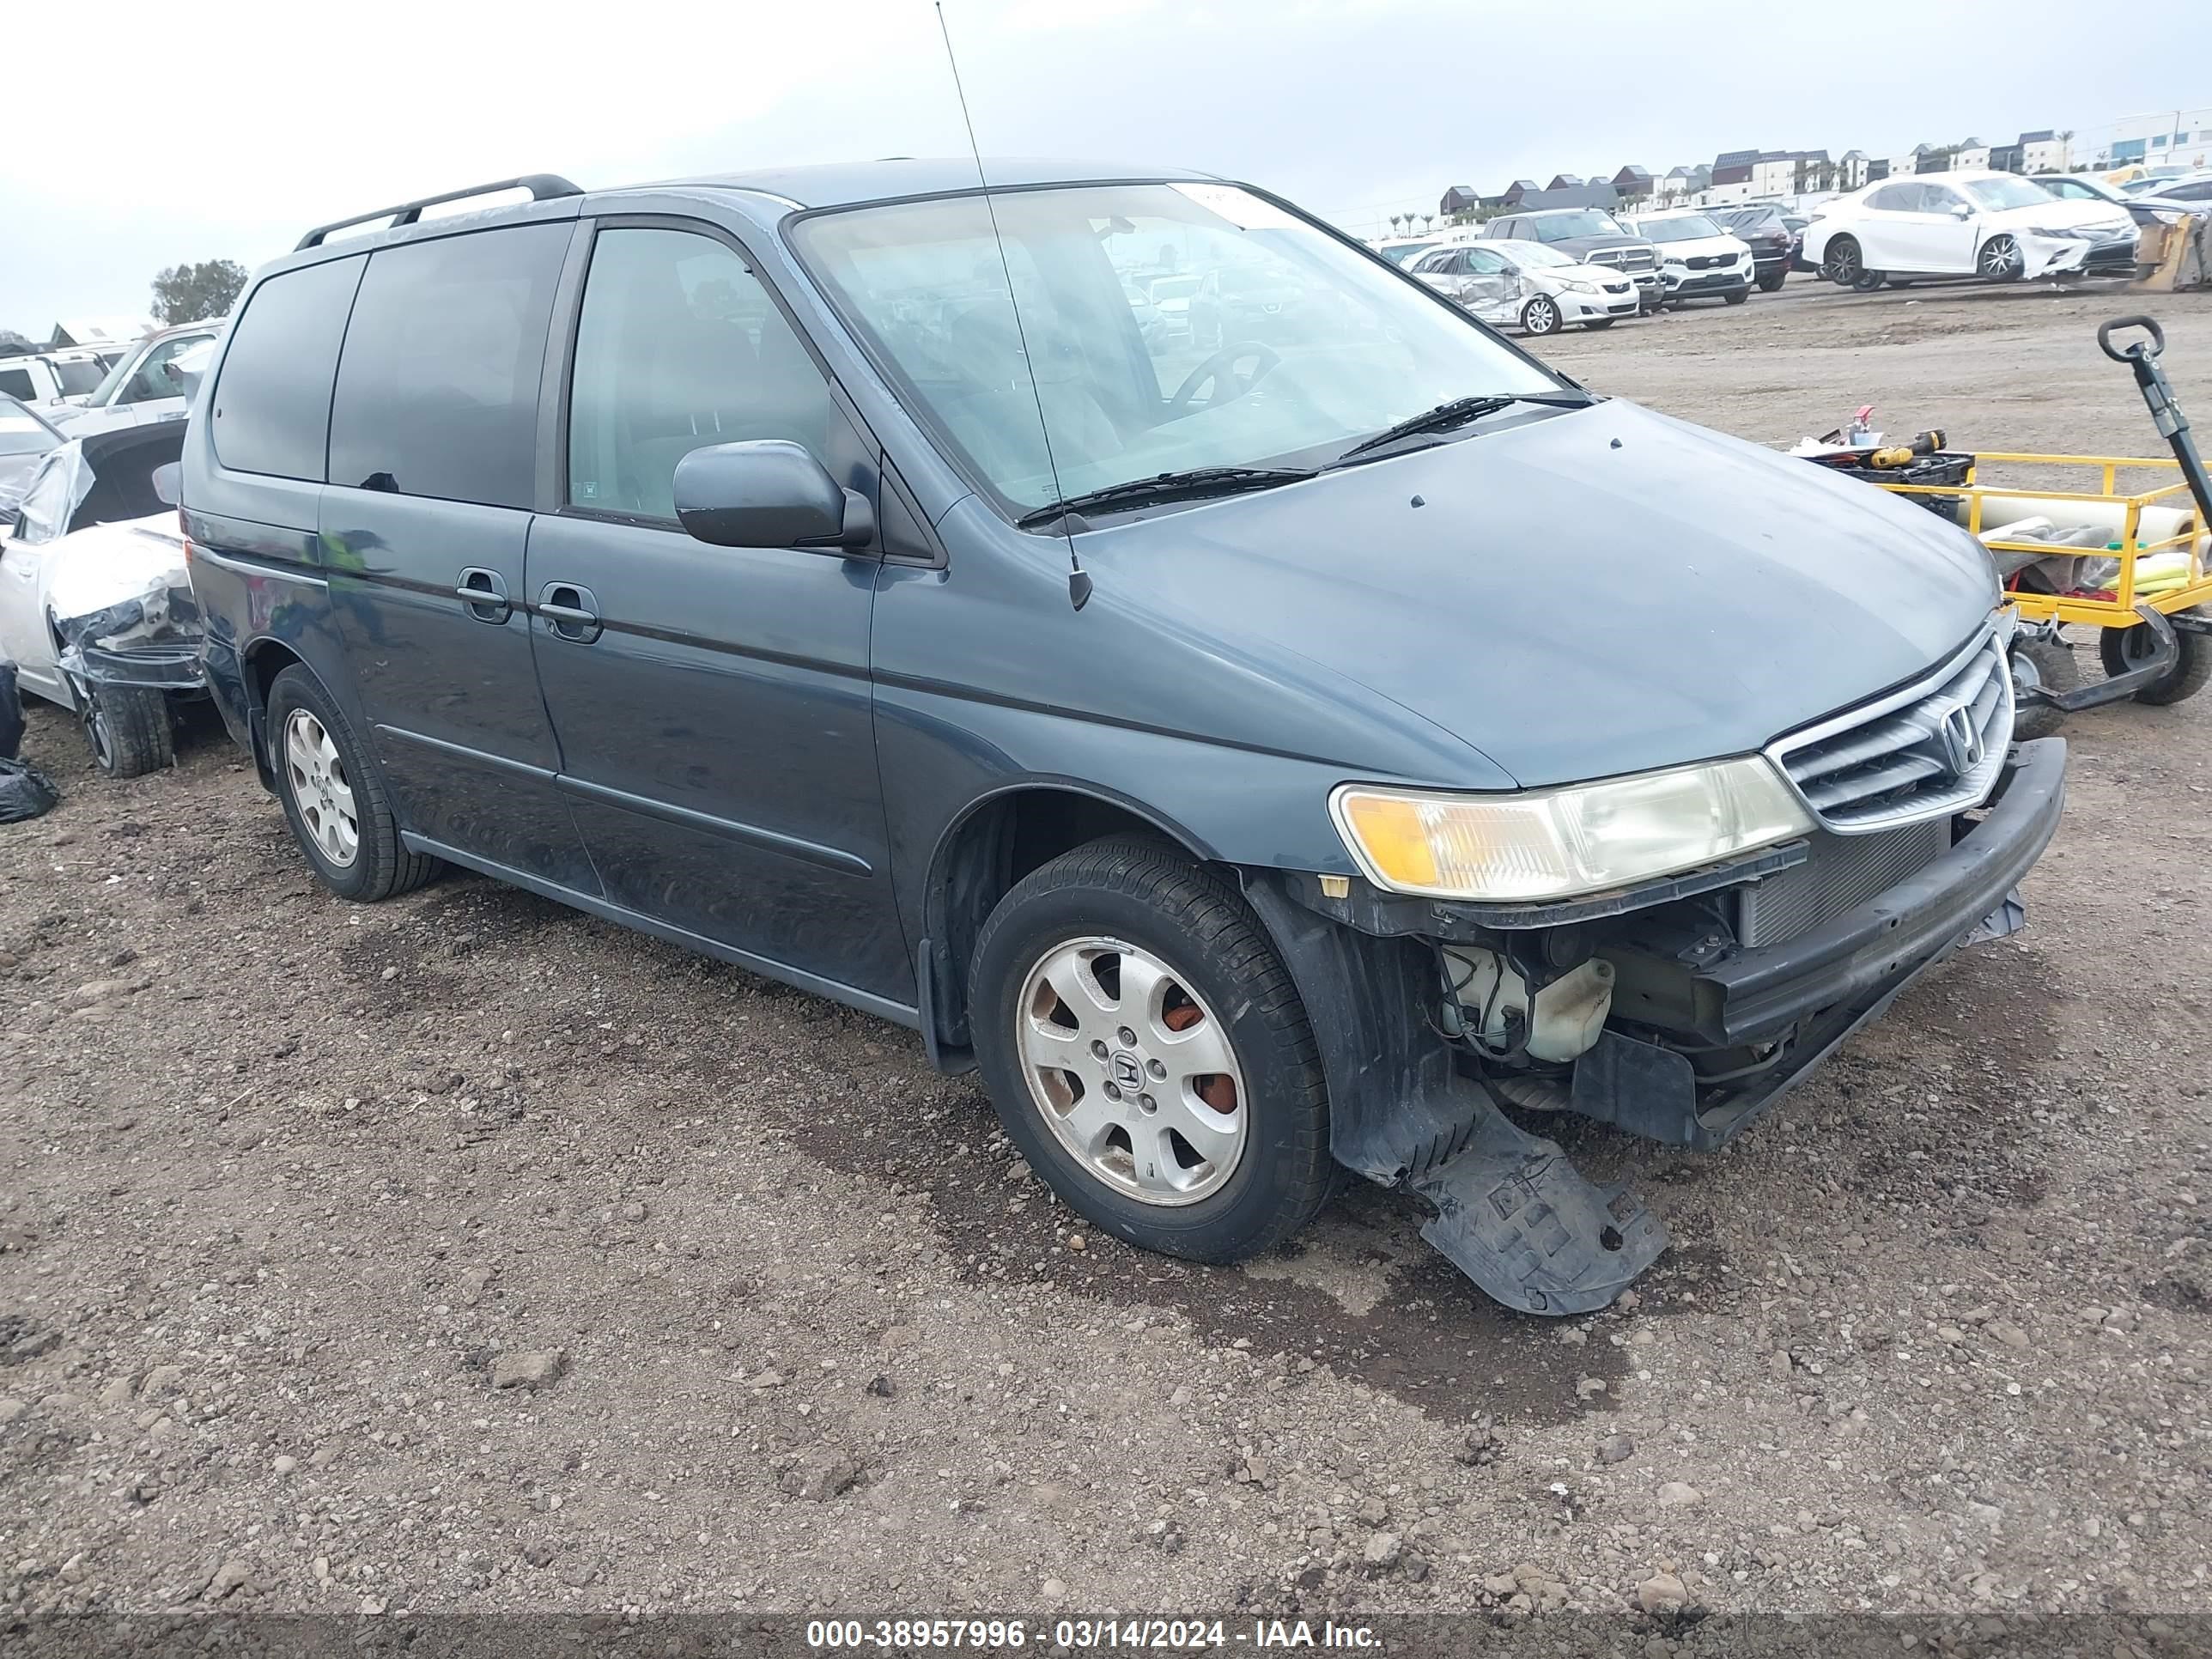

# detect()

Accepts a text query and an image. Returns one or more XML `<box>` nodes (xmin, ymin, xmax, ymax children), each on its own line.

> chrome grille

<box><xmin>1589</xmin><ymin>246</ymin><xmax>1658</xmax><ymax>271</ymax></box>
<box><xmin>1766</xmin><ymin>625</ymin><xmax>2014</xmax><ymax>833</ymax></box>
<box><xmin>1736</xmin><ymin>820</ymin><xmax>1949</xmax><ymax>948</ymax></box>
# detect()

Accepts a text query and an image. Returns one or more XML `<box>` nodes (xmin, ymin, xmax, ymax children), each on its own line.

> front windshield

<box><xmin>1530</xmin><ymin>211</ymin><xmax>1623</xmax><ymax>240</ymax></box>
<box><xmin>52</xmin><ymin>359</ymin><xmax>105</xmax><ymax>397</ymax></box>
<box><xmin>1962</xmin><ymin>175</ymin><xmax>2055</xmax><ymax>212</ymax></box>
<box><xmin>1638</xmin><ymin>216</ymin><xmax>1723</xmax><ymax>242</ymax></box>
<box><xmin>792</xmin><ymin>182</ymin><xmax>1559</xmax><ymax>512</ymax></box>
<box><xmin>85</xmin><ymin>345</ymin><xmax>143</xmax><ymax>407</ymax></box>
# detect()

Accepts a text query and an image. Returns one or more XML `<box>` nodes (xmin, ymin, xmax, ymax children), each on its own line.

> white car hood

<box><xmin>46</xmin><ymin>513</ymin><xmax>190</xmax><ymax>634</ymax></box>
<box><xmin>1991</xmin><ymin>198</ymin><xmax>2131</xmax><ymax>235</ymax></box>
<box><xmin>1651</xmin><ymin>234</ymin><xmax>1748</xmax><ymax>259</ymax></box>
<box><xmin>1531</xmin><ymin>261</ymin><xmax>1633</xmax><ymax>291</ymax></box>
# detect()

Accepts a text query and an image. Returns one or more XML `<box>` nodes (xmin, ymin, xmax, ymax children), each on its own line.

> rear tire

<box><xmin>968</xmin><ymin>836</ymin><xmax>1333</xmax><ymax>1264</ymax></box>
<box><xmin>1824</xmin><ymin>236</ymin><xmax>1865</xmax><ymax>286</ymax></box>
<box><xmin>80</xmin><ymin>684</ymin><xmax>173</xmax><ymax>779</ymax></box>
<box><xmin>266</xmin><ymin>665</ymin><xmax>440</xmax><ymax>902</ymax></box>
<box><xmin>2100</xmin><ymin>611</ymin><xmax>2209</xmax><ymax>705</ymax></box>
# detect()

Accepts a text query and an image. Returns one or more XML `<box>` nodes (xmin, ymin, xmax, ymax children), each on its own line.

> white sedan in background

<box><xmin>1802</xmin><ymin>170</ymin><xmax>2136</xmax><ymax>288</ymax></box>
<box><xmin>1407</xmin><ymin>239</ymin><xmax>1639</xmax><ymax>335</ymax></box>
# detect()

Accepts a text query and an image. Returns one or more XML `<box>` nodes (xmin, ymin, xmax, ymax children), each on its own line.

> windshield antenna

<box><xmin>934</xmin><ymin>2</ymin><xmax>1091</xmax><ymax>611</ymax></box>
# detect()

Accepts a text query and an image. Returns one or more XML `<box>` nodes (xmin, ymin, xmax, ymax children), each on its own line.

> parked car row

<box><xmin>1382</xmin><ymin>204</ymin><xmax>1782</xmax><ymax>336</ymax></box>
<box><xmin>0</xmin><ymin>322</ymin><xmax>224</xmax><ymax>432</ymax></box>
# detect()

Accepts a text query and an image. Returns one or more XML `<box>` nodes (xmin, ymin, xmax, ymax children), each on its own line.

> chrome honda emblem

<box><xmin>1937</xmin><ymin>703</ymin><xmax>1984</xmax><ymax>775</ymax></box>
<box><xmin>1109</xmin><ymin>1051</ymin><xmax>1144</xmax><ymax>1091</ymax></box>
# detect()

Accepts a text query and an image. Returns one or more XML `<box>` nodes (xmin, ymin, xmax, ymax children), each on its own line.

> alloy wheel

<box><xmin>1979</xmin><ymin>236</ymin><xmax>2023</xmax><ymax>281</ymax></box>
<box><xmin>283</xmin><ymin>708</ymin><xmax>360</xmax><ymax>868</ymax></box>
<box><xmin>1524</xmin><ymin>296</ymin><xmax>1560</xmax><ymax>335</ymax></box>
<box><xmin>1015</xmin><ymin>935</ymin><xmax>1249</xmax><ymax>1206</ymax></box>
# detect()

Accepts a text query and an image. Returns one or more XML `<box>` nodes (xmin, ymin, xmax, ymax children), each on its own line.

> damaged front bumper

<box><xmin>1243</xmin><ymin>738</ymin><xmax>2066</xmax><ymax>1316</ymax></box>
<box><xmin>53</xmin><ymin>582</ymin><xmax>207</xmax><ymax>696</ymax></box>
<box><xmin>2018</xmin><ymin>227</ymin><xmax>2139</xmax><ymax>279</ymax></box>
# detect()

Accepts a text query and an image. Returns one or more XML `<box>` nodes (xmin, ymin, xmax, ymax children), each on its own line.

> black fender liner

<box><xmin>1239</xmin><ymin>873</ymin><xmax>1665</xmax><ymax>1315</ymax></box>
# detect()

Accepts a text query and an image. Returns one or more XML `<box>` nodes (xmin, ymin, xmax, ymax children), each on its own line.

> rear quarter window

<box><xmin>326</xmin><ymin>223</ymin><xmax>569</xmax><ymax>510</ymax></box>
<box><xmin>211</xmin><ymin>255</ymin><xmax>367</xmax><ymax>480</ymax></box>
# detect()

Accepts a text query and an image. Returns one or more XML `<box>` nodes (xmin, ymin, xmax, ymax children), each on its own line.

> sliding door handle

<box><xmin>455</xmin><ymin>567</ymin><xmax>511</xmax><ymax>623</ymax></box>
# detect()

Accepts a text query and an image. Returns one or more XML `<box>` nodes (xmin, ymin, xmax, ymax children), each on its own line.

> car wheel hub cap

<box><xmin>283</xmin><ymin>708</ymin><xmax>360</xmax><ymax>869</ymax></box>
<box><xmin>1015</xmin><ymin>936</ymin><xmax>1248</xmax><ymax>1206</ymax></box>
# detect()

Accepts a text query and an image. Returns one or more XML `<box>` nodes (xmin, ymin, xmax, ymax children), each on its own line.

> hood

<box><xmin>1996</xmin><ymin>197</ymin><xmax>2131</xmax><ymax>234</ymax></box>
<box><xmin>1654</xmin><ymin>234</ymin><xmax>1750</xmax><ymax>258</ymax></box>
<box><xmin>1549</xmin><ymin>233</ymin><xmax>1649</xmax><ymax>255</ymax></box>
<box><xmin>47</xmin><ymin>513</ymin><xmax>197</xmax><ymax>672</ymax></box>
<box><xmin>1089</xmin><ymin>399</ymin><xmax>1999</xmax><ymax>788</ymax></box>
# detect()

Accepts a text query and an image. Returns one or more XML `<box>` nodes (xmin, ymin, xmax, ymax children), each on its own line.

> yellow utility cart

<box><xmin>1838</xmin><ymin>317</ymin><xmax>2211</xmax><ymax>732</ymax></box>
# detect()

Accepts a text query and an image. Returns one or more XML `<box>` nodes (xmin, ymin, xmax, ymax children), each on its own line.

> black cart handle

<box><xmin>2099</xmin><ymin>314</ymin><xmax>2166</xmax><ymax>363</ymax></box>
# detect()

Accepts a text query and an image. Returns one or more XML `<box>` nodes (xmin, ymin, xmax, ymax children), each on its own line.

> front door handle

<box><xmin>536</xmin><ymin>581</ymin><xmax>603</xmax><ymax>644</ymax></box>
<box><xmin>455</xmin><ymin>566</ymin><xmax>511</xmax><ymax>623</ymax></box>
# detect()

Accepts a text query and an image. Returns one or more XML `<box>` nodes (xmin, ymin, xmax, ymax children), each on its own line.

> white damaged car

<box><xmin>0</xmin><ymin>423</ymin><xmax>201</xmax><ymax>776</ymax></box>
<box><xmin>1408</xmin><ymin>239</ymin><xmax>1640</xmax><ymax>335</ymax></box>
<box><xmin>1802</xmin><ymin>170</ymin><xmax>2137</xmax><ymax>289</ymax></box>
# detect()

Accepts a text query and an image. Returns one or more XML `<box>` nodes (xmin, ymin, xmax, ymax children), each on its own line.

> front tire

<box><xmin>2100</xmin><ymin>611</ymin><xmax>2209</xmax><ymax>705</ymax></box>
<box><xmin>80</xmin><ymin>684</ymin><xmax>173</xmax><ymax>779</ymax></box>
<box><xmin>1758</xmin><ymin>270</ymin><xmax>1785</xmax><ymax>293</ymax></box>
<box><xmin>1582</xmin><ymin>318</ymin><xmax>1617</xmax><ymax>331</ymax></box>
<box><xmin>1520</xmin><ymin>295</ymin><xmax>1563</xmax><ymax>336</ymax></box>
<box><xmin>266</xmin><ymin>665</ymin><xmax>440</xmax><ymax>902</ymax></box>
<box><xmin>1978</xmin><ymin>234</ymin><xmax>2024</xmax><ymax>283</ymax></box>
<box><xmin>1723</xmin><ymin>287</ymin><xmax>1749</xmax><ymax>305</ymax></box>
<box><xmin>969</xmin><ymin>836</ymin><xmax>1332</xmax><ymax>1264</ymax></box>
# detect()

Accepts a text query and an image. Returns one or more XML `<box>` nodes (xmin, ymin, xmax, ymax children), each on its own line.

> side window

<box><xmin>122</xmin><ymin>337</ymin><xmax>202</xmax><ymax>404</ymax></box>
<box><xmin>210</xmin><ymin>255</ymin><xmax>366</xmax><ymax>481</ymax></box>
<box><xmin>1920</xmin><ymin>185</ymin><xmax>1963</xmax><ymax>213</ymax></box>
<box><xmin>0</xmin><ymin>368</ymin><xmax>33</xmax><ymax>402</ymax></box>
<box><xmin>1865</xmin><ymin>184</ymin><xmax>1912</xmax><ymax>212</ymax></box>
<box><xmin>566</xmin><ymin>227</ymin><xmax>838</xmax><ymax>520</ymax></box>
<box><xmin>327</xmin><ymin>224</ymin><xmax>568</xmax><ymax>509</ymax></box>
<box><xmin>1464</xmin><ymin>248</ymin><xmax>1507</xmax><ymax>274</ymax></box>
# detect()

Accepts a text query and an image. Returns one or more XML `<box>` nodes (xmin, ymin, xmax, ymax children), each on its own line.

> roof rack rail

<box><xmin>295</xmin><ymin>174</ymin><xmax>584</xmax><ymax>251</ymax></box>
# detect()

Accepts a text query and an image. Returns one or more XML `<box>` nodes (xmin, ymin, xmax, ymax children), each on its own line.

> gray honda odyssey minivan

<box><xmin>183</xmin><ymin>162</ymin><xmax>2064</xmax><ymax>1314</ymax></box>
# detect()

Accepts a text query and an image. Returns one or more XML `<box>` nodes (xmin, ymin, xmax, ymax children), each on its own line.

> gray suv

<box><xmin>182</xmin><ymin>164</ymin><xmax>2063</xmax><ymax>1316</ymax></box>
<box><xmin>1482</xmin><ymin>208</ymin><xmax>1663</xmax><ymax>311</ymax></box>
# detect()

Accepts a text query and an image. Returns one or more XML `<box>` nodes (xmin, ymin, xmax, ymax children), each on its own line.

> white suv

<box><xmin>1624</xmin><ymin>212</ymin><xmax>1755</xmax><ymax>307</ymax></box>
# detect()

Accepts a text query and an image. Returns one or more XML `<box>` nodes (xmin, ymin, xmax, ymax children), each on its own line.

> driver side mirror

<box><xmin>672</xmin><ymin>440</ymin><xmax>875</xmax><ymax>552</ymax></box>
<box><xmin>151</xmin><ymin>461</ymin><xmax>180</xmax><ymax>507</ymax></box>
<box><xmin>1949</xmin><ymin>202</ymin><xmax>1973</xmax><ymax>219</ymax></box>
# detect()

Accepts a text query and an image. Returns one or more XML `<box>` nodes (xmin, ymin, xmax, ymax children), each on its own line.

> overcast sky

<box><xmin>5</xmin><ymin>0</ymin><xmax>2208</xmax><ymax>332</ymax></box>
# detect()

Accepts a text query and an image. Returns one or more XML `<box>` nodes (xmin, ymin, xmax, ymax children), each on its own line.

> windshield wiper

<box><xmin>1329</xmin><ymin>392</ymin><xmax>1595</xmax><ymax>467</ymax></box>
<box><xmin>1016</xmin><ymin>465</ymin><xmax>1316</xmax><ymax>529</ymax></box>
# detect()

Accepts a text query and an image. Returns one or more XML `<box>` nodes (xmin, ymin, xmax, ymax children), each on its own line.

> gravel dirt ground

<box><xmin>3</xmin><ymin>276</ymin><xmax>2209</xmax><ymax>1632</ymax></box>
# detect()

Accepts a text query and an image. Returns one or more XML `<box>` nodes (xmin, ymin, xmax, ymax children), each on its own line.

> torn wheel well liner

<box><xmin>919</xmin><ymin>784</ymin><xmax>1211</xmax><ymax>1071</ymax></box>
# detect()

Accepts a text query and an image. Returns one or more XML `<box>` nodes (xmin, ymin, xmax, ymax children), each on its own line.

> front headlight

<box><xmin>1662</xmin><ymin>254</ymin><xmax>1686</xmax><ymax>266</ymax></box>
<box><xmin>1331</xmin><ymin>758</ymin><xmax>1813</xmax><ymax>902</ymax></box>
<box><xmin>1555</xmin><ymin>276</ymin><xmax>1599</xmax><ymax>293</ymax></box>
